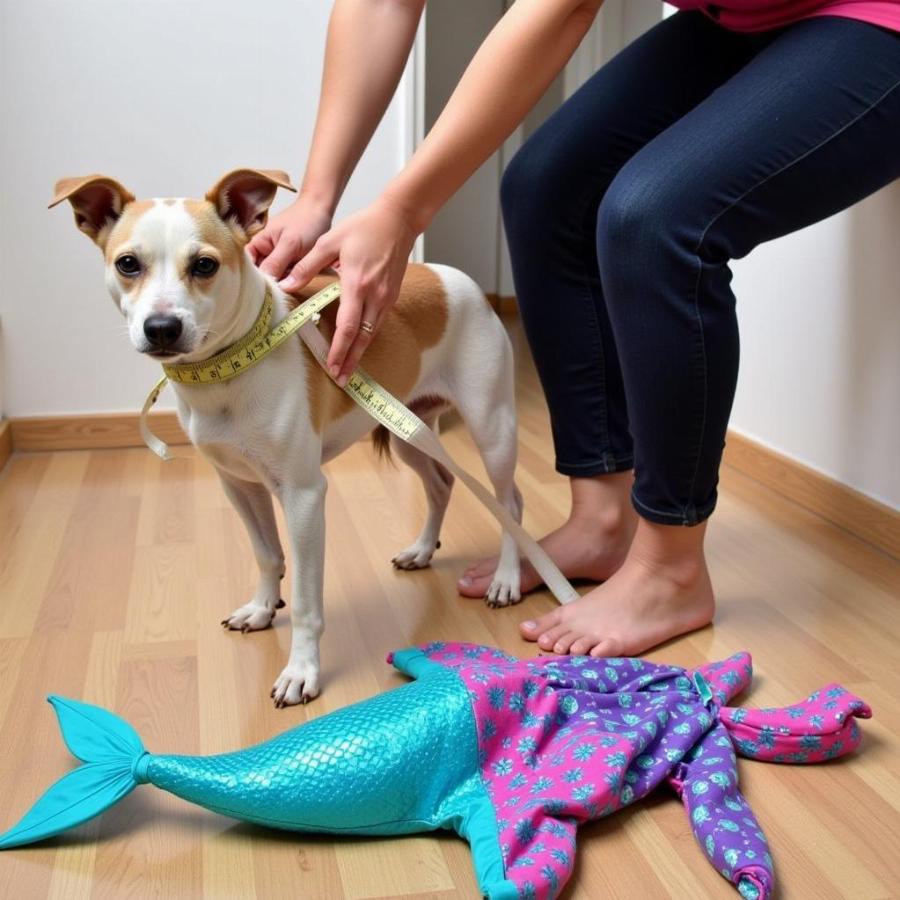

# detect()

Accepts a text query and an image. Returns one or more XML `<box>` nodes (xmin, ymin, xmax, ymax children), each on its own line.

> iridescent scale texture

<box><xmin>148</xmin><ymin>666</ymin><xmax>478</xmax><ymax>835</ymax></box>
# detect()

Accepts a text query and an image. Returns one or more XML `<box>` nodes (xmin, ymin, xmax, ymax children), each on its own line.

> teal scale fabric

<box><xmin>146</xmin><ymin>656</ymin><xmax>515</xmax><ymax>896</ymax></box>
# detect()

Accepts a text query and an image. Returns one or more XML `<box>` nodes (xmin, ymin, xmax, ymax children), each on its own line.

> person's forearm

<box><xmin>382</xmin><ymin>0</ymin><xmax>602</xmax><ymax>232</ymax></box>
<box><xmin>300</xmin><ymin>0</ymin><xmax>425</xmax><ymax>216</ymax></box>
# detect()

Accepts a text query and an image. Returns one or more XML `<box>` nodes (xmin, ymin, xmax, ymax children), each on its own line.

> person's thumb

<box><xmin>279</xmin><ymin>239</ymin><xmax>336</xmax><ymax>292</ymax></box>
<box><xmin>258</xmin><ymin>236</ymin><xmax>302</xmax><ymax>280</ymax></box>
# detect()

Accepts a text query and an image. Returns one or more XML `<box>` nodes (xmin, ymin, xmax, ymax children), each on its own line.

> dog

<box><xmin>50</xmin><ymin>168</ymin><xmax>524</xmax><ymax>706</ymax></box>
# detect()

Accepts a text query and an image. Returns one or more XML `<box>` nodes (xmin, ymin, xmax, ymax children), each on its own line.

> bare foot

<box><xmin>519</xmin><ymin>521</ymin><xmax>715</xmax><ymax>657</ymax></box>
<box><xmin>458</xmin><ymin>471</ymin><xmax>637</xmax><ymax>599</ymax></box>
<box><xmin>458</xmin><ymin>513</ymin><xmax>635</xmax><ymax>597</ymax></box>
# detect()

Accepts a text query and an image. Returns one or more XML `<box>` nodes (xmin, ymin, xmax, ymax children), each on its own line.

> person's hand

<box><xmin>279</xmin><ymin>194</ymin><xmax>419</xmax><ymax>386</ymax></box>
<box><xmin>248</xmin><ymin>193</ymin><xmax>334</xmax><ymax>280</ymax></box>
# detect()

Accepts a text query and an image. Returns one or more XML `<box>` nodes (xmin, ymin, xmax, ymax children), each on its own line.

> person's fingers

<box><xmin>278</xmin><ymin>259</ymin><xmax>309</xmax><ymax>293</ymax></box>
<box><xmin>258</xmin><ymin>236</ymin><xmax>301</xmax><ymax>280</ymax></box>
<box><xmin>279</xmin><ymin>237</ymin><xmax>337</xmax><ymax>292</ymax></box>
<box><xmin>327</xmin><ymin>285</ymin><xmax>364</xmax><ymax>383</ymax></box>
<box><xmin>336</xmin><ymin>305</ymin><xmax>380</xmax><ymax>384</ymax></box>
<box><xmin>247</xmin><ymin>230</ymin><xmax>274</xmax><ymax>266</ymax></box>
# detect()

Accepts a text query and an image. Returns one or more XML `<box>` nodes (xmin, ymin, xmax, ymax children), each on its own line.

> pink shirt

<box><xmin>667</xmin><ymin>0</ymin><xmax>900</xmax><ymax>32</ymax></box>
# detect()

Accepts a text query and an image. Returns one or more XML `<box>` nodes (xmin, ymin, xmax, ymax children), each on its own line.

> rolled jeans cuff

<box><xmin>555</xmin><ymin>452</ymin><xmax>635</xmax><ymax>478</ymax></box>
<box><xmin>631</xmin><ymin>489</ymin><xmax>717</xmax><ymax>527</ymax></box>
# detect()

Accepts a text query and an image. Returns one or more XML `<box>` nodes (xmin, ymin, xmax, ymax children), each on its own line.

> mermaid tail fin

<box><xmin>0</xmin><ymin>696</ymin><xmax>148</xmax><ymax>849</ymax></box>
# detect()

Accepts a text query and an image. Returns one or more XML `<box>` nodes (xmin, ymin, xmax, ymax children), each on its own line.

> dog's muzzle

<box><xmin>143</xmin><ymin>314</ymin><xmax>184</xmax><ymax>355</ymax></box>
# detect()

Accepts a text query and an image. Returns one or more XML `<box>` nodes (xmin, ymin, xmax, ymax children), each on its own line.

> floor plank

<box><xmin>0</xmin><ymin>316</ymin><xmax>897</xmax><ymax>898</ymax></box>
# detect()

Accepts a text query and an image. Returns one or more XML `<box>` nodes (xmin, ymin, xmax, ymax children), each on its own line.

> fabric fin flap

<box><xmin>0</xmin><ymin>696</ymin><xmax>147</xmax><ymax>849</ymax></box>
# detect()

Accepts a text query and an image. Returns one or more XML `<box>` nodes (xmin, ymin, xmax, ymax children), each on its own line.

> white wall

<box><xmin>0</xmin><ymin>0</ymin><xmax>413</xmax><ymax>416</ymax></box>
<box><xmin>2</xmin><ymin>1</ymin><xmax>897</xmax><ymax>510</ymax></box>
<box><xmin>423</xmin><ymin>0</ymin><xmax>508</xmax><ymax>290</ymax></box>
<box><xmin>730</xmin><ymin>184</ymin><xmax>900</xmax><ymax>510</ymax></box>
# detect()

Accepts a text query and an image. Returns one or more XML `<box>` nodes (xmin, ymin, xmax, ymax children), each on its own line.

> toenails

<box><xmin>271</xmin><ymin>661</ymin><xmax>321</xmax><ymax>707</ymax></box>
<box><xmin>221</xmin><ymin>602</ymin><xmax>279</xmax><ymax>633</ymax></box>
<box><xmin>483</xmin><ymin>577</ymin><xmax>522</xmax><ymax>608</ymax></box>
<box><xmin>391</xmin><ymin>542</ymin><xmax>438</xmax><ymax>570</ymax></box>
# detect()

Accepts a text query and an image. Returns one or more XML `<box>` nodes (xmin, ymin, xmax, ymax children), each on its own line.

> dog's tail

<box><xmin>0</xmin><ymin>696</ymin><xmax>149</xmax><ymax>849</ymax></box>
<box><xmin>371</xmin><ymin>424</ymin><xmax>393</xmax><ymax>463</ymax></box>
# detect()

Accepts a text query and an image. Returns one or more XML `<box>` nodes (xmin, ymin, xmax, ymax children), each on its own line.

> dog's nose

<box><xmin>143</xmin><ymin>314</ymin><xmax>183</xmax><ymax>347</ymax></box>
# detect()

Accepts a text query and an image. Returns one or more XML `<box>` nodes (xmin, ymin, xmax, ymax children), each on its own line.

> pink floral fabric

<box><xmin>719</xmin><ymin>683</ymin><xmax>871</xmax><ymax>762</ymax></box>
<box><xmin>410</xmin><ymin>642</ymin><xmax>871</xmax><ymax>900</ymax></box>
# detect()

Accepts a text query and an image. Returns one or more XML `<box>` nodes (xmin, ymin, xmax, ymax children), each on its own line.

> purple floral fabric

<box><xmin>411</xmin><ymin>643</ymin><xmax>870</xmax><ymax>900</ymax></box>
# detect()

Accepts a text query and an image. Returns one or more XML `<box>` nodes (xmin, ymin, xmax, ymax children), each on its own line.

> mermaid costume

<box><xmin>0</xmin><ymin>642</ymin><xmax>871</xmax><ymax>899</ymax></box>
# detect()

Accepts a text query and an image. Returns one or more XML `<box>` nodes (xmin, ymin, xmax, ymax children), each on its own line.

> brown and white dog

<box><xmin>50</xmin><ymin>168</ymin><xmax>524</xmax><ymax>706</ymax></box>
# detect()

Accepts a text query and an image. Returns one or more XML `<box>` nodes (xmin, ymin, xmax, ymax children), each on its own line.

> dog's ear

<box><xmin>206</xmin><ymin>168</ymin><xmax>297</xmax><ymax>240</ymax></box>
<box><xmin>49</xmin><ymin>175</ymin><xmax>135</xmax><ymax>247</ymax></box>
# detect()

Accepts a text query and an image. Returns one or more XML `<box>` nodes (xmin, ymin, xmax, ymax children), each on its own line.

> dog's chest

<box><xmin>174</xmin><ymin>356</ymin><xmax>312</xmax><ymax>488</ymax></box>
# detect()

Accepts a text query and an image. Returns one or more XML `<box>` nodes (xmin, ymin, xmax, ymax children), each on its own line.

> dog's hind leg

<box><xmin>390</xmin><ymin>407</ymin><xmax>455</xmax><ymax>570</ymax></box>
<box><xmin>452</xmin><ymin>349</ymin><xmax>524</xmax><ymax>608</ymax></box>
<box><xmin>218</xmin><ymin>475</ymin><xmax>286</xmax><ymax>632</ymax></box>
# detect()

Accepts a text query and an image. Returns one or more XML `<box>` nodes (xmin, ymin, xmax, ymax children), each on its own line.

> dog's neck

<box><xmin>175</xmin><ymin>258</ymin><xmax>276</xmax><ymax>366</ymax></box>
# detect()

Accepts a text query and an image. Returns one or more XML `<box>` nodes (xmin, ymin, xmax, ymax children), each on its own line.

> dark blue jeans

<box><xmin>502</xmin><ymin>11</ymin><xmax>900</xmax><ymax>526</ymax></box>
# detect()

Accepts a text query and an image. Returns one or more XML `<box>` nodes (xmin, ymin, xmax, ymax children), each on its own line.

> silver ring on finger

<box><xmin>360</xmin><ymin>319</ymin><xmax>376</xmax><ymax>335</ymax></box>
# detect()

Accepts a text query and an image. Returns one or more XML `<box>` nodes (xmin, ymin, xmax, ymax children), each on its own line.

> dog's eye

<box><xmin>192</xmin><ymin>256</ymin><xmax>219</xmax><ymax>278</ymax></box>
<box><xmin>115</xmin><ymin>254</ymin><xmax>141</xmax><ymax>277</ymax></box>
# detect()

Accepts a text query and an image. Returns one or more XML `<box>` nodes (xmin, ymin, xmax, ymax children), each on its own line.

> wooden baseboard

<box><xmin>6</xmin><ymin>409</ymin><xmax>897</xmax><ymax>558</ymax></box>
<box><xmin>723</xmin><ymin>430</ymin><xmax>899</xmax><ymax>560</ymax></box>
<box><xmin>10</xmin><ymin>411</ymin><xmax>188</xmax><ymax>452</ymax></box>
<box><xmin>0</xmin><ymin>420</ymin><xmax>12</xmax><ymax>473</ymax></box>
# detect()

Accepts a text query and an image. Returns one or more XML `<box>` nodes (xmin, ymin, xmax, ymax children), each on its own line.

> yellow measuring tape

<box><xmin>162</xmin><ymin>283</ymin><xmax>340</xmax><ymax>384</ymax></box>
<box><xmin>140</xmin><ymin>283</ymin><xmax>341</xmax><ymax>458</ymax></box>
<box><xmin>140</xmin><ymin>283</ymin><xmax>579</xmax><ymax>605</ymax></box>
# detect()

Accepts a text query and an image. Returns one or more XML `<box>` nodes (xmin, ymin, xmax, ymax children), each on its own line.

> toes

<box><xmin>551</xmin><ymin>630</ymin><xmax>580</xmax><ymax>655</ymax></box>
<box><xmin>272</xmin><ymin>678</ymin><xmax>295</xmax><ymax>708</ymax></box>
<box><xmin>484</xmin><ymin>578</ymin><xmax>521</xmax><ymax>608</ymax></box>
<box><xmin>464</xmin><ymin>562</ymin><xmax>542</xmax><ymax>598</ymax></box>
<box><xmin>271</xmin><ymin>666</ymin><xmax>321</xmax><ymax>707</ymax></box>
<box><xmin>536</xmin><ymin>623</ymin><xmax>569</xmax><ymax>651</ymax></box>
<box><xmin>465</xmin><ymin>557</ymin><xmax>499</xmax><ymax>578</ymax></box>
<box><xmin>589</xmin><ymin>638</ymin><xmax>620</xmax><ymax>659</ymax></box>
<box><xmin>459</xmin><ymin>557</ymin><xmax>506</xmax><ymax>596</ymax></box>
<box><xmin>568</xmin><ymin>635</ymin><xmax>600</xmax><ymax>656</ymax></box>
<box><xmin>392</xmin><ymin>544</ymin><xmax>436</xmax><ymax>570</ymax></box>
<box><xmin>520</xmin><ymin>610</ymin><xmax>561</xmax><ymax>641</ymax></box>
<box><xmin>458</xmin><ymin>573</ymin><xmax>494</xmax><ymax>598</ymax></box>
<box><xmin>282</xmin><ymin>680</ymin><xmax>303</xmax><ymax>707</ymax></box>
<box><xmin>222</xmin><ymin>606</ymin><xmax>276</xmax><ymax>632</ymax></box>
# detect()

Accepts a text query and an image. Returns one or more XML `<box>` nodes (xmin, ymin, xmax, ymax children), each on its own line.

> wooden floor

<box><xmin>1</xmin><ymin>318</ymin><xmax>899</xmax><ymax>900</ymax></box>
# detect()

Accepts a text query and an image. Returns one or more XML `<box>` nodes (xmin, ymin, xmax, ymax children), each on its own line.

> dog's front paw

<box><xmin>484</xmin><ymin>577</ymin><xmax>522</xmax><ymax>609</ymax></box>
<box><xmin>392</xmin><ymin>539</ymin><xmax>441</xmax><ymax>570</ymax></box>
<box><xmin>221</xmin><ymin>599</ymin><xmax>285</xmax><ymax>633</ymax></box>
<box><xmin>271</xmin><ymin>660</ymin><xmax>321</xmax><ymax>707</ymax></box>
